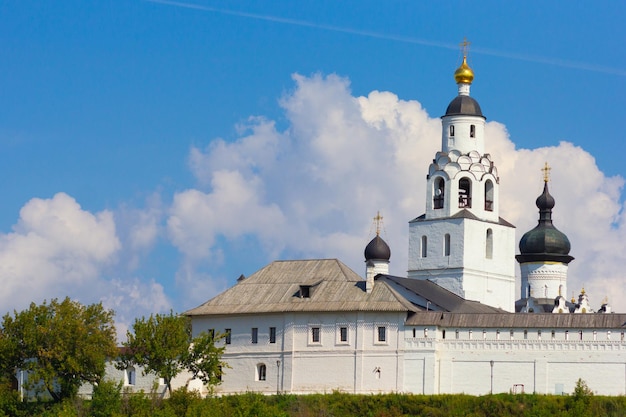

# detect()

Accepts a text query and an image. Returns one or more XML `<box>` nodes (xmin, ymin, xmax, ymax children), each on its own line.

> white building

<box><xmin>186</xmin><ymin>52</ymin><xmax>626</xmax><ymax>396</ymax></box>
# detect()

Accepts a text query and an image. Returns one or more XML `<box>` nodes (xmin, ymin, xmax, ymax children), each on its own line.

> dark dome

<box><xmin>364</xmin><ymin>235</ymin><xmax>391</xmax><ymax>261</ymax></box>
<box><xmin>517</xmin><ymin>182</ymin><xmax>574</xmax><ymax>264</ymax></box>
<box><xmin>444</xmin><ymin>96</ymin><xmax>485</xmax><ymax>118</ymax></box>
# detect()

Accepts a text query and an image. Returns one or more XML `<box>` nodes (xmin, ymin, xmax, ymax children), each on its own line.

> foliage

<box><xmin>91</xmin><ymin>379</ymin><xmax>123</xmax><ymax>417</ymax></box>
<box><xmin>120</xmin><ymin>311</ymin><xmax>226</xmax><ymax>395</ymax></box>
<box><xmin>0</xmin><ymin>297</ymin><xmax>117</xmax><ymax>402</ymax></box>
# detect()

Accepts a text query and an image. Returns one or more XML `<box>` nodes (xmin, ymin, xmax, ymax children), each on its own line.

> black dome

<box><xmin>364</xmin><ymin>235</ymin><xmax>391</xmax><ymax>261</ymax></box>
<box><xmin>444</xmin><ymin>95</ymin><xmax>485</xmax><ymax>118</ymax></box>
<box><xmin>517</xmin><ymin>183</ymin><xmax>574</xmax><ymax>264</ymax></box>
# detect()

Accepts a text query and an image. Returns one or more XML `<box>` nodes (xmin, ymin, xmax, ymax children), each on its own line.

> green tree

<box><xmin>0</xmin><ymin>297</ymin><xmax>117</xmax><ymax>402</ymax></box>
<box><xmin>120</xmin><ymin>311</ymin><xmax>226</xmax><ymax>396</ymax></box>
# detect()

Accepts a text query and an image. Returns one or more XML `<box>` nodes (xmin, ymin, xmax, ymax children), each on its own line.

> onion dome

<box><xmin>364</xmin><ymin>235</ymin><xmax>391</xmax><ymax>262</ymax></box>
<box><xmin>516</xmin><ymin>182</ymin><xmax>574</xmax><ymax>264</ymax></box>
<box><xmin>454</xmin><ymin>56</ymin><xmax>474</xmax><ymax>84</ymax></box>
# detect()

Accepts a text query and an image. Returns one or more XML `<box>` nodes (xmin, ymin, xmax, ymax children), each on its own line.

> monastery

<box><xmin>186</xmin><ymin>49</ymin><xmax>626</xmax><ymax>396</ymax></box>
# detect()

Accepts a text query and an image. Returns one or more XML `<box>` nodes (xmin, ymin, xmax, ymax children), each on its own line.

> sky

<box><xmin>1</xmin><ymin>1</ymin><xmax>626</xmax><ymax>336</ymax></box>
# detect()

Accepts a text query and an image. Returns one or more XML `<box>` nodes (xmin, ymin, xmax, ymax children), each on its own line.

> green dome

<box><xmin>516</xmin><ymin>182</ymin><xmax>574</xmax><ymax>264</ymax></box>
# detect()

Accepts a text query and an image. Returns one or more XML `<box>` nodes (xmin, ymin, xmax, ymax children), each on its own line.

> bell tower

<box><xmin>408</xmin><ymin>41</ymin><xmax>516</xmax><ymax>311</ymax></box>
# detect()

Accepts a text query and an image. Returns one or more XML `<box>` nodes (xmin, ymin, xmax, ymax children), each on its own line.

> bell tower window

<box><xmin>458</xmin><ymin>178</ymin><xmax>471</xmax><ymax>208</ymax></box>
<box><xmin>433</xmin><ymin>177</ymin><xmax>445</xmax><ymax>209</ymax></box>
<box><xmin>470</xmin><ymin>124</ymin><xmax>475</xmax><ymax>138</ymax></box>
<box><xmin>449</xmin><ymin>125</ymin><xmax>455</xmax><ymax>137</ymax></box>
<box><xmin>484</xmin><ymin>180</ymin><xmax>494</xmax><ymax>211</ymax></box>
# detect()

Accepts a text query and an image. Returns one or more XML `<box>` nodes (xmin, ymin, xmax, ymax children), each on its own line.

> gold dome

<box><xmin>454</xmin><ymin>56</ymin><xmax>474</xmax><ymax>84</ymax></box>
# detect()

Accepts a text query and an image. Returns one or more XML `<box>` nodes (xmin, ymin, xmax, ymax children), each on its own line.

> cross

<box><xmin>459</xmin><ymin>38</ymin><xmax>471</xmax><ymax>57</ymax></box>
<box><xmin>373</xmin><ymin>211</ymin><xmax>383</xmax><ymax>236</ymax></box>
<box><xmin>541</xmin><ymin>162</ymin><xmax>551</xmax><ymax>183</ymax></box>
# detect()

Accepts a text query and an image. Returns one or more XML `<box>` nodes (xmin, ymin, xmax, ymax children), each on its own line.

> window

<box><xmin>608</xmin><ymin>330</ymin><xmax>612</xmax><ymax>340</ymax></box>
<box><xmin>486</xmin><ymin>229</ymin><xmax>493</xmax><ymax>259</ymax></box>
<box><xmin>421</xmin><ymin>236</ymin><xmax>428</xmax><ymax>258</ymax></box>
<box><xmin>470</xmin><ymin>124</ymin><xmax>475</xmax><ymax>138</ymax></box>
<box><xmin>484</xmin><ymin>180</ymin><xmax>494</xmax><ymax>211</ymax></box>
<box><xmin>208</xmin><ymin>328</ymin><xmax>215</xmax><ymax>339</ymax></box>
<box><xmin>538</xmin><ymin>330</ymin><xmax>542</xmax><ymax>340</ymax></box>
<box><xmin>225</xmin><ymin>328</ymin><xmax>231</xmax><ymax>345</ymax></box>
<box><xmin>551</xmin><ymin>330</ymin><xmax>555</xmax><ymax>340</ymax></box>
<box><xmin>251</xmin><ymin>328</ymin><xmax>258</xmax><ymax>344</ymax></box>
<box><xmin>510</xmin><ymin>330</ymin><xmax>514</xmax><ymax>340</ymax></box>
<box><xmin>126</xmin><ymin>366</ymin><xmax>136</xmax><ymax>386</ymax></box>
<box><xmin>340</xmin><ymin>326</ymin><xmax>348</xmax><ymax>342</ymax></box>
<box><xmin>579</xmin><ymin>330</ymin><xmax>583</xmax><ymax>341</ymax></box>
<box><xmin>269</xmin><ymin>327</ymin><xmax>276</xmax><ymax>344</ymax></box>
<box><xmin>482</xmin><ymin>330</ymin><xmax>486</xmax><ymax>340</ymax></box>
<box><xmin>565</xmin><ymin>330</ymin><xmax>569</xmax><ymax>340</ymax></box>
<box><xmin>458</xmin><ymin>178</ymin><xmax>471</xmax><ymax>208</ymax></box>
<box><xmin>455</xmin><ymin>329</ymin><xmax>459</xmax><ymax>339</ymax></box>
<box><xmin>442</xmin><ymin>330</ymin><xmax>446</xmax><ymax>339</ymax></box>
<box><xmin>496</xmin><ymin>330</ymin><xmax>500</xmax><ymax>340</ymax></box>
<box><xmin>444</xmin><ymin>234</ymin><xmax>451</xmax><ymax>256</ymax></box>
<box><xmin>257</xmin><ymin>364</ymin><xmax>266</xmax><ymax>381</ymax></box>
<box><xmin>424</xmin><ymin>328</ymin><xmax>428</xmax><ymax>338</ymax></box>
<box><xmin>469</xmin><ymin>330</ymin><xmax>473</xmax><ymax>339</ymax></box>
<box><xmin>524</xmin><ymin>330</ymin><xmax>528</xmax><ymax>340</ymax></box>
<box><xmin>434</xmin><ymin>177</ymin><xmax>445</xmax><ymax>209</ymax></box>
<box><xmin>217</xmin><ymin>365</ymin><xmax>222</xmax><ymax>382</ymax></box>
<box><xmin>299</xmin><ymin>285</ymin><xmax>310</xmax><ymax>298</ymax></box>
<box><xmin>450</xmin><ymin>125</ymin><xmax>455</xmax><ymax>137</ymax></box>
<box><xmin>311</xmin><ymin>327</ymin><xmax>321</xmax><ymax>343</ymax></box>
<box><xmin>412</xmin><ymin>328</ymin><xmax>416</xmax><ymax>338</ymax></box>
<box><xmin>377</xmin><ymin>326</ymin><xmax>387</xmax><ymax>342</ymax></box>
<box><xmin>593</xmin><ymin>330</ymin><xmax>597</xmax><ymax>341</ymax></box>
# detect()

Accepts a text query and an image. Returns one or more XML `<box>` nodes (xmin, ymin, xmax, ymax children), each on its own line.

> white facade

<box><xmin>186</xmin><ymin>55</ymin><xmax>626</xmax><ymax>397</ymax></box>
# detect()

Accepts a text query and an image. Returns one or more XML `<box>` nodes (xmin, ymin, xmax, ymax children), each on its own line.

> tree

<box><xmin>120</xmin><ymin>311</ymin><xmax>225</xmax><ymax>396</ymax></box>
<box><xmin>0</xmin><ymin>297</ymin><xmax>117</xmax><ymax>401</ymax></box>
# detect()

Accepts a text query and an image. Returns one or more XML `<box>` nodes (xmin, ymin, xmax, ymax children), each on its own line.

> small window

<box><xmin>257</xmin><ymin>364</ymin><xmax>266</xmax><ymax>381</ymax></box>
<box><xmin>450</xmin><ymin>125</ymin><xmax>455</xmax><ymax>137</ymax></box>
<box><xmin>421</xmin><ymin>236</ymin><xmax>428</xmax><ymax>258</ymax></box>
<box><xmin>311</xmin><ymin>327</ymin><xmax>321</xmax><ymax>343</ymax></box>
<box><xmin>565</xmin><ymin>330</ymin><xmax>569</xmax><ymax>340</ymax></box>
<box><xmin>208</xmin><ymin>329</ymin><xmax>215</xmax><ymax>339</ymax></box>
<box><xmin>340</xmin><ymin>327</ymin><xmax>348</xmax><ymax>342</ymax></box>
<box><xmin>424</xmin><ymin>328</ymin><xmax>428</xmax><ymax>338</ymax></box>
<box><xmin>524</xmin><ymin>330</ymin><xmax>528</xmax><ymax>340</ymax></box>
<box><xmin>300</xmin><ymin>285</ymin><xmax>310</xmax><ymax>298</ymax></box>
<box><xmin>482</xmin><ymin>330</ymin><xmax>486</xmax><ymax>340</ymax></box>
<box><xmin>442</xmin><ymin>330</ymin><xmax>446</xmax><ymax>339</ymax></box>
<box><xmin>470</xmin><ymin>124</ymin><xmax>475</xmax><ymax>138</ymax></box>
<box><xmin>538</xmin><ymin>330</ymin><xmax>542</xmax><ymax>340</ymax></box>
<box><xmin>608</xmin><ymin>330</ymin><xmax>612</xmax><ymax>340</ymax></box>
<box><xmin>251</xmin><ymin>328</ymin><xmax>258</xmax><ymax>344</ymax></box>
<box><xmin>217</xmin><ymin>365</ymin><xmax>223</xmax><ymax>382</ymax></box>
<box><xmin>455</xmin><ymin>329</ymin><xmax>459</xmax><ymax>339</ymax></box>
<box><xmin>444</xmin><ymin>234</ymin><xmax>451</xmax><ymax>256</ymax></box>
<box><xmin>126</xmin><ymin>366</ymin><xmax>136</xmax><ymax>386</ymax></box>
<box><xmin>377</xmin><ymin>326</ymin><xmax>387</xmax><ymax>342</ymax></box>
<box><xmin>225</xmin><ymin>329</ymin><xmax>231</xmax><ymax>345</ymax></box>
<box><xmin>469</xmin><ymin>330</ymin><xmax>473</xmax><ymax>339</ymax></box>
<box><xmin>593</xmin><ymin>330</ymin><xmax>597</xmax><ymax>341</ymax></box>
<box><xmin>579</xmin><ymin>330</ymin><xmax>583</xmax><ymax>341</ymax></box>
<box><xmin>496</xmin><ymin>330</ymin><xmax>500</xmax><ymax>340</ymax></box>
<box><xmin>269</xmin><ymin>327</ymin><xmax>276</xmax><ymax>344</ymax></box>
<box><xmin>622</xmin><ymin>332</ymin><xmax>624</xmax><ymax>341</ymax></box>
<box><xmin>484</xmin><ymin>180</ymin><xmax>494</xmax><ymax>211</ymax></box>
<box><xmin>551</xmin><ymin>330</ymin><xmax>555</xmax><ymax>340</ymax></box>
<box><xmin>412</xmin><ymin>328</ymin><xmax>416</xmax><ymax>338</ymax></box>
<box><xmin>510</xmin><ymin>330</ymin><xmax>514</xmax><ymax>340</ymax></box>
<box><xmin>486</xmin><ymin>229</ymin><xmax>493</xmax><ymax>259</ymax></box>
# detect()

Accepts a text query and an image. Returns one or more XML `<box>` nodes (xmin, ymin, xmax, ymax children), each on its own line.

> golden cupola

<box><xmin>454</xmin><ymin>56</ymin><xmax>474</xmax><ymax>84</ymax></box>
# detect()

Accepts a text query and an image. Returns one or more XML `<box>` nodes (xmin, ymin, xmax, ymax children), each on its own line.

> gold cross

<box><xmin>541</xmin><ymin>162</ymin><xmax>551</xmax><ymax>183</ymax></box>
<box><xmin>373</xmin><ymin>211</ymin><xmax>383</xmax><ymax>236</ymax></box>
<box><xmin>459</xmin><ymin>38</ymin><xmax>471</xmax><ymax>57</ymax></box>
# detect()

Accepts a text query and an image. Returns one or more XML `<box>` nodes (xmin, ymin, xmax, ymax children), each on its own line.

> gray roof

<box><xmin>409</xmin><ymin>210</ymin><xmax>515</xmax><ymax>228</ymax></box>
<box><xmin>406</xmin><ymin>312</ymin><xmax>626</xmax><ymax>329</ymax></box>
<box><xmin>379</xmin><ymin>275</ymin><xmax>506</xmax><ymax>313</ymax></box>
<box><xmin>185</xmin><ymin>259</ymin><xmax>414</xmax><ymax>316</ymax></box>
<box><xmin>444</xmin><ymin>95</ymin><xmax>485</xmax><ymax>118</ymax></box>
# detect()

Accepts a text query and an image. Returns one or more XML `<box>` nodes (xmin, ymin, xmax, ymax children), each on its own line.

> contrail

<box><xmin>146</xmin><ymin>0</ymin><xmax>626</xmax><ymax>77</ymax></box>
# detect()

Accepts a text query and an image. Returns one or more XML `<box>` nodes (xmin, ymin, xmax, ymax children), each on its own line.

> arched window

<box><xmin>484</xmin><ymin>180</ymin><xmax>494</xmax><ymax>211</ymax></box>
<box><xmin>433</xmin><ymin>177</ymin><xmax>445</xmax><ymax>209</ymax></box>
<box><xmin>458</xmin><ymin>178</ymin><xmax>471</xmax><ymax>208</ymax></box>
<box><xmin>449</xmin><ymin>125</ymin><xmax>455</xmax><ymax>137</ymax></box>
<box><xmin>421</xmin><ymin>236</ymin><xmax>428</xmax><ymax>258</ymax></box>
<box><xmin>257</xmin><ymin>364</ymin><xmax>267</xmax><ymax>381</ymax></box>
<box><xmin>485</xmin><ymin>229</ymin><xmax>493</xmax><ymax>259</ymax></box>
<box><xmin>444</xmin><ymin>234</ymin><xmax>450</xmax><ymax>256</ymax></box>
<box><xmin>126</xmin><ymin>366</ymin><xmax>136</xmax><ymax>386</ymax></box>
<box><xmin>470</xmin><ymin>124</ymin><xmax>475</xmax><ymax>138</ymax></box>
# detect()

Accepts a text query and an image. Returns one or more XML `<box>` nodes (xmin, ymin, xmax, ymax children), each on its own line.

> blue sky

<box><xmin>2</xmin><ymin>1</ymin><xmax>626</xmax><ymax>332</ymax></box>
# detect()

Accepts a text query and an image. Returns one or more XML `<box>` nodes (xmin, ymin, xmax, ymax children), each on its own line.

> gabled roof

<box><xmin>185</xmin><ymin>259</ymin><xmax>413</xmax><ymax>316</ymax></box>
<box><xmin>379</xmin><ymin>275</ymin><xmax>505</xmax><ymax>313</ymax></box>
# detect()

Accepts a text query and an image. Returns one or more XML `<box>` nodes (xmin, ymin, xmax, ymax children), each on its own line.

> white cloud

<box><xmin>171</xmin><ymin>73</ymin><xmax>626</xmax><ymax>313</ymax></box>
<box><xmin>0</xmin><ymin>192</ymin><xmax>121</xmax><ymax>310</ymax></box>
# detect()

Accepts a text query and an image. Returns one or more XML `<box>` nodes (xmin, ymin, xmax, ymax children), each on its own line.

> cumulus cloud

<box><xmin>171</xmin><ymin>73</ymin><xmax>626</xmax><ymax>313</ymax></box>
<box><xmin>0</xmin><ymin>192</ymin><xmax>120</xmax><ymax>310</ymax></box>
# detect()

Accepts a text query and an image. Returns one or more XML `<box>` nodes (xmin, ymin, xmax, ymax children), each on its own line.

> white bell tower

<box><xmin>408</xmin><ymin>42</ymin><xmax>516</xmax><ymax>312</ymax></box>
